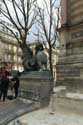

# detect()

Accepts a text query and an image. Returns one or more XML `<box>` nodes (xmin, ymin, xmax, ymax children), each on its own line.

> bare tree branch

<box><xmin>1</xmin><ymin>1</ymin><xmax>23</xmax><ymax>41</ymax></box>
<box><xmin>52</xmin><ymin>0</ymin><xmax>57</xmax><ymax>6</ymax></box>
<box><xmin>43</xmin><ymin>0</ymin><xmax>50</xmax><ymax>16</ymax></box>
<box><xmin>14</xmin><ymin>0</ymin><xmax>23</xmax><ymax>14</ymax></box>
<box><xmin>28</xmin><ymin>11</ymin><xmax>38</xmax><ymax>30</ymax></box>
<box><xmin>21</xmin><ymin>0</ymin><xmax>27</xmax><ymax>27</ymax></box>
<box><xmin>36</xmin><ymin>0</ymin><xmax>60</xmax><ymax>75</ymax></box>
<box><xmin>3</xmin><ymin>0</ymin><xmax>20</xmax><ymax>31</ymax></box>
<box><xmin>0</xmin><ymin>8</ymin><xmax>10</xmax><ymax>21</ymax></box>
<box><xmin>26</xmin><ymin>0</ymin><xmax>30</xmax><ymax>25</ymax></box>
<box><xmin>38</xmin><ymin>8</ymin><xmax>49</xmax><ymax>42</ymax></box>
<box><xmin>48</xmin><ymin>0</ymin><xmax>53</xmax><ymax>43</ymax></box>
<box><xmin>52</xmin><ymin>7</ymin><xmax>60</xmax><ymax>47</ymax></box>
<box><xmin>0</xmin><ymin>0</ymin><xmax>37</xmax><ymax>46</ymax></box>
<box><xmin>12</xmin><ymin>0</ymin><xmax>24</xmax><ymax>29</ymax></box>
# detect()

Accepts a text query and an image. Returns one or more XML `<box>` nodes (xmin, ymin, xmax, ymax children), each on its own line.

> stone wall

<box><xmin>67</xmin><ymin>0</ymin><xmax>83</xmax><ymax>25</ymax></box>
<box><xmin>56</xmin><ymin>0</ymin><xmax>83</xmax><ymax>93</ymax></box>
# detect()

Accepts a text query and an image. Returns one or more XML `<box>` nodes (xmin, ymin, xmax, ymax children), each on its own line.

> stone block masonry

<box><xmin>57</xmin><ymin>0</ymin><xmax>83</xmax><ymax>93</ymax></box>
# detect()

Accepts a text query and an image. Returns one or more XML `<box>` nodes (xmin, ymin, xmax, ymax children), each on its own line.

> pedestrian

<box><xmin>12</xmin><ymin>76</ymin><xmax>20</xmax><ymax>99</ymax></box>
<box><xmin>0</xmin><ymin>71</ymin><xmax>9</xmax><ymax>102</ymax></box>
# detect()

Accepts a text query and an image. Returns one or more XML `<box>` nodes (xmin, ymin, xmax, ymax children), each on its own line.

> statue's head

<box><xmin>35</xmin><ymin>43</ymin><xmax>44</xmax><ymax>54</ymax></box>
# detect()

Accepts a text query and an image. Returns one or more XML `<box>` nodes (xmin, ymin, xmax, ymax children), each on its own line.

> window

<box><xmin>18</xmin><ymin>48</ymin><xmax>21</xmax><ymax>53</ymax></box>
<box><xmin>13</xmin><ymin>46</ymin><xmax>17</xmax><ymax>53</ymax></box>
<box><xmin>4</xmin><ymin>55</ymin><xmax>7</xmax><ymax>60</ymax></box>
<box><xmin>8</xmin><ymin>55</ymin><xmax>11</xmax><ymax>60</ymax></box>
<box><xmin>18</xmin><ymin>57</ymin><xmax>21</xmax><ymax>62</ymax></box>
<box><xmin>14</xmin><ymin>55</ymin><xmax>17</xmax><ymax>61</ymax></box>
<box><xmin>9</xmin><ymin>45</ymin><xmax>12</xmax><ymax>50</ymax></box>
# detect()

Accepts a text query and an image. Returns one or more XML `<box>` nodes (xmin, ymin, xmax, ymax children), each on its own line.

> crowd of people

<box><xmin>0</xmin><ymin>70</ymin><xmax>20</xmax><ymax>102</ymax></box>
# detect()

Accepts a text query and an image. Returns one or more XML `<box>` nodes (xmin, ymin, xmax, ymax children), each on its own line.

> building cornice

<box><xmin>58</xmin><ymin>22</ymin><xmax>83</xmax><ymax>32</ymax></box>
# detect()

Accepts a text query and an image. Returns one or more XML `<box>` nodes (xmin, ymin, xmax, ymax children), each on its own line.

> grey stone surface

<box><xmin>0</xmin><ymin>99</ymin><xmax>39</xmax><ymax>125</ymax></box>
<box><xmin>57</xmin><ymin>0</ymin><xmax>83</xmax><ymax>93</ymax></box>
<box><xmin>8</xmin><ymin>92</ymin><xmax>83</xmax><ymax>125</ymax></box>
<box><xmin>19</xmin><ymin>71</ymin><xmax>53</xmax><ymax>102</ymax></box>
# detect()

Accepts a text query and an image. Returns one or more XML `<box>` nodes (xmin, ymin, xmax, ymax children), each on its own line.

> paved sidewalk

<box><xmin>9</xmin><ymin>106</ymin><xmax>83</xmax><ymax>125</ymax></box>
<box><xmin>7</xmin><ymin>88</ymin><xmax>83</xmax><ymax>125</ymax></box>
<box><xmin>0</xmin><ymin>99</ymin><xmax>39</xmax><ymax>125</ymax></box>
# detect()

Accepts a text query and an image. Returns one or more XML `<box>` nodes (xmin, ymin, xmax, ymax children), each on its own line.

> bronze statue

<box><xmin>35</xmin><ymin>44</ymin><xmax>48</xmax><ymax>71</ymax></box>
<box><xmin>22</xmin><ymin>43</ymin><xmax>48</xmax><ymax>71</ymax></box>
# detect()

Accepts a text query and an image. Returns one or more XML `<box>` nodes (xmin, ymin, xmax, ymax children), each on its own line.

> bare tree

<box><xmin>0</xmin><ymin>0</ymin><xmax>38</xmax><ymax>69</ymax></box>
<box><xmin>35</xmin><ymin>0</ymin><xmax>60</xmax><ymax>76</ymax></box>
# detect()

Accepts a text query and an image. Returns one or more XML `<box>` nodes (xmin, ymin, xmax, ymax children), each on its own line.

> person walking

<box><xmin>0</xmin><ymin>71</ymin><xmax>9</xmax><ymax>102</ymax></box>
<box><xmin>12</xmin><ymin>76</ymin><xmax>20</xmax><ymax>99</ymax></box>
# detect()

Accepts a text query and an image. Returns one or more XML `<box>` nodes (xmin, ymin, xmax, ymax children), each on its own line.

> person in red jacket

<box><xmin>0</xmin><ymin>71</ymin><xmax>9</xmax><ymax>101</ymax></box>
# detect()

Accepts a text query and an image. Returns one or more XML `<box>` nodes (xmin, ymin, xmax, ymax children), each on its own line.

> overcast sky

<box><xmin>37</xmin><ymin>0</ymin><xmax>60</xmax><ymax>7</ymax></box>
<box><xmin>29</xmin><ymin>0</ymin><xmax>60</xmax><ymax>43</ymax></box>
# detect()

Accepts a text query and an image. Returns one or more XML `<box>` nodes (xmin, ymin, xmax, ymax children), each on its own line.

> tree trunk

<box><xmin>49</xmin><ymin>45</ymin><xmax>53</xmax><ymax>77</ymax></box>
<box><xmin>49</xmin><ymin>45</ymin><xmax>54</xmax><ymax>93</ymax></box>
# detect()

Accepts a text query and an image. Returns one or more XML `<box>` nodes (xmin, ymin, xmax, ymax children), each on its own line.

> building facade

<box><xmin>56</xmin><ymin>0</ymin><xmax>83</xmax><ymax>92</ymax></box>
<box><xmin>0</xmin><ymin>1</ymin><xmax>23</xmax><ymax>72</ymax></box>
<box><xmin>0</xmin><ymin>25</ymin><xmax>23</xmax><ymax>72</ymax></box>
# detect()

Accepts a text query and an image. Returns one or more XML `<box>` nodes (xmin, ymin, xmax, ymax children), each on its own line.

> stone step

<box><xmin>56</xmin><ymin>96</ymin><xmax>83</xmax><ymax>111</ymax></box>
<box><xmin>50</xmin><ymin>87</ymin><xmax>83</xmax><ymax>113</ymax></box>
<box><xmin>23</xmin><ymin>70</ymin><xmax>51</xmax><ymax>75</ymax></box>
<box><xmin>20</xmin><ymin>71</ymin><xmax>52</xmax><ymax>79</ymax></box>
<box><xmin>49</xmin><ymin>94</ymin><xmax>83</xmax><ymax>115</ymax></box>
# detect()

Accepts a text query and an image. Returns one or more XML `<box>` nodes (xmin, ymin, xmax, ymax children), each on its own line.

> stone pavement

<box><xmin>8</xmin><ymin>105</ymin><xmax>83</xmax><ymax>125</ymax></box>
<box><xmin>0</xmin><ymin>99</ymin><xmax>39</xmax><ymax>125</ymax></box>
<box><xmin>1</xmin><ymin>86</ymin><xmax>83</xmax><ymax>125</ymax></box>
<box><xmin>7</xmin><ymin>87</ymin><xmax>83</xmax><ymax>125</ymax></box>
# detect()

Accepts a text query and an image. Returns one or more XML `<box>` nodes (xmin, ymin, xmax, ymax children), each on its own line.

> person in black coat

<box><xmin>12</xmin><ymin>76</ymin><xmax>20</xmax><ymax>99</ymax></box>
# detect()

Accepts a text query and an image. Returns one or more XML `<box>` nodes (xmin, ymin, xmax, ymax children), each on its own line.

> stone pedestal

<box><xmin>19</xmin><ymin>71</ymin><xmax>53</xmax><ymax>104</ymax></box>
